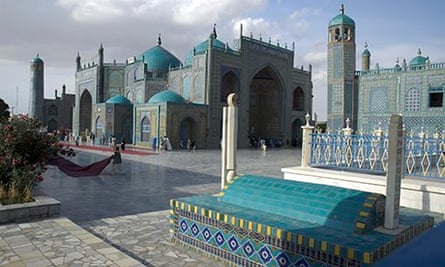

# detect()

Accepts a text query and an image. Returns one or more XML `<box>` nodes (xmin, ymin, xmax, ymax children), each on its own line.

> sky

<box><xmin>0</xmin><ymin>0</ymin><xmax>444</xmax><ymax>120</ymax></box>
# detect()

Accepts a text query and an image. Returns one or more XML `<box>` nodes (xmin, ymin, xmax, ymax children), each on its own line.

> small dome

<box><xmin>31</xmin><ymin>54</ymin><xmax>43</xmax><ymax>64</ymax></box>
<box><xmin>362</xmin><ymin>48</ymin><xmax>371</xmax><ymax>57</ymax></box>
<box><xmin>329</xmin><ymin>4</ymin><xmax>355</xmax><ymax>27</ymax></box>
<box><xmin>409</xmin><ymin>49</ymin><xmax>428</xmax><ymax>65</ymax></box>
<box><xmin>409</xmin><ymin>56</ymin><xmax>427</xmax><ymax>65</ymax></box>
<box><xmin>148</xmin><ymin>90</ymin><xmax>186</xmax><ymax>104</ymax></box>
<box><xmin>139</xmin><ymin>42</ymin><xmax>181</xmax><ymax>72</ymax></box>
<box><xmin>184</xmin><ymin>34</ymin><xmax>231</xmax><ymax>66</ymax></box>
<box><xmin>106</xmin><ymin>95</ymin><xmax>132</xmax><ymax>105</ymax></box>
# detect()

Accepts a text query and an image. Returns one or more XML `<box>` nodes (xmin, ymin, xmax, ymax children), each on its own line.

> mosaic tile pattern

<box><xmin>170</xmin><ymin>175</ymin><xmax>434</xmax><ymax>266</ymax></box>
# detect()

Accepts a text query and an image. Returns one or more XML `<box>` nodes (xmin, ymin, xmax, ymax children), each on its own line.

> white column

<box><xmin>221</xmin><ymin>93</ymin><xmax>238</xmax><ymax>190</ymax></box>
<box><xmin>301</xmin><ymin>113</ymin><xmax>314</xmax><ymax>167</ymax></box>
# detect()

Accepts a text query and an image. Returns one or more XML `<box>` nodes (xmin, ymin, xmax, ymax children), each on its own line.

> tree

<box><xmin>0</xmin><ymin>98</ymin><xmax>10</xmax><ymax>123</ymax></box>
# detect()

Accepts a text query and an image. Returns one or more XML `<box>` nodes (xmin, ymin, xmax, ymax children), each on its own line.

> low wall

<box><xmin>282</xmin><ymin>166</ymin><xmax>445</xmax><ymax>217</ymax></box>
<box><xmin>0</xmin><ymin>196</ymin><xmax>60</xmax><ymax>224</ymax></box>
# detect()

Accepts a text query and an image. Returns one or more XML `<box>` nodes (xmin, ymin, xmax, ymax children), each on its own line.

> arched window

<box><xmin>293</xmin><ymin>87</ymin><xmax>304</xmax><ymax>111</ymax></box>
<box><xmin>221</xmin><ymin>71</ymin><xmax>240</xmax><ymax>102</ymax></box>
<box><xmin>335</xmin><ymin>28</ymin><xmax>341</xmax><ymax>41</ymax></box>
<box><xmin>95</xmin><ymin>116</ymin><xmax>104</xmax><ymax>139</ymax></box>
<box><xmin>141</xmin><ymin>116</ymin><xmax>150</xmax><ymax>142</ymax></box>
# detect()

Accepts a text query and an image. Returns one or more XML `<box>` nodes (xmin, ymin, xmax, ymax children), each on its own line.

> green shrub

<box><xmin>0</xmin><ymin>115</ymin><xmax>63</xmax><ymax>204</ymax></box>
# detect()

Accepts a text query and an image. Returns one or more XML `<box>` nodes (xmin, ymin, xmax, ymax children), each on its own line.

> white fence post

<box><xmin>301</xmin><ymin>113</ymin><xmax>314</xmax><ymax>167</ymax></box>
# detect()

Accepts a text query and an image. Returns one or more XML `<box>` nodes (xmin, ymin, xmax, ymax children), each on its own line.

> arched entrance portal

<box><xmin>179</xmin><ymin>117</ymin><xmax>197</xmax><ymax>148</ymax></box>
<box><xmin>249</xmin><ymin>66</ymin><xmax>283</xmax><ymax>140</ymax></box>
<box><xmin>292</xmin><ymin>118</ymin><xmax>304</xmax><ymax>147</ymax></box>
<box><xmin>95</xmin><ymin>116</ymin><xmax>104</xmax><ymax>141</ymax></box>
<box><xmin>141</xmin><ymin>116</ymin><xmax>150</xmax><ymax>142</ymax></box>
<box><xmin>79</xmin><ymin>90</ymin><xmax>92</xmax><ymax>136</ymax></box>
<box><xmin>221</xmin><ymin>71</ymin><xmax>240</xmax><ymax>102</ymax></box>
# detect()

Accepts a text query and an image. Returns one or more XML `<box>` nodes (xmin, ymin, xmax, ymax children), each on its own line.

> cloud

<box><xmin>303</xmin><ymin>50</ymin><xmax>326</xmax><ymax>65</ymax></box>
<box><xmin>57</xmin><ymin>0</ymin><xmax>133</xmax><ymax>22</ymax></box>
<box><xmin>173</xmin><ymin>0</ymin><xmax>266</xmax><ymax>25</ymax></box>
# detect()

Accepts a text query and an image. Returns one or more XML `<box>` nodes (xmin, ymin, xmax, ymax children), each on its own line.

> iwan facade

<box><xmin>73</xmin><ymin>27</ymin><xmax>313</xmax><ymax>149</ymax></box>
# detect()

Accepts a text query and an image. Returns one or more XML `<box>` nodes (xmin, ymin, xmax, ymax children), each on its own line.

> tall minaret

<box><xmin>97</xmin><ymin>43</ymin><xmax>105</xmax><ymax>102</ymax></box>
<box><xmin>29</xmin><ymin>54</ymin><xmax>44</xmax><ymax>121</ymax></box>
<box><xmin>327</xmin><ymin>4</ymin><xmax>356</xmax><ymax>130</ymax></box>
<box><xmin>76</xmin><ymin>52</ymin><xmax>81</xmax><ymax>72</ymax></box>
<box><xmin>362</xmin><ymin>42</ymin><xmax>371</xmax><ymax>71</ymax></box>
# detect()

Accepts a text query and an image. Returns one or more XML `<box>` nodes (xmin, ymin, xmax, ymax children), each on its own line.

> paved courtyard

<box><xmin>1</xmin><ymin>147</ymin><xmax>301</xmax><ymax>266</ymax></box>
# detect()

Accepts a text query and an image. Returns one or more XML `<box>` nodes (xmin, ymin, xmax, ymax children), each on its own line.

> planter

<box><xmin>0</xmin><ymin>196</ymin><xmax>60</xmax><ymax>224</ymax></box>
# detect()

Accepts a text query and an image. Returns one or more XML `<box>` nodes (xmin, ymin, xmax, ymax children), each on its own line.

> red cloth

<box><xmin>48</xmin><ymin>155</ymin><xmax>112</xmax><ymax>177</ymax></box>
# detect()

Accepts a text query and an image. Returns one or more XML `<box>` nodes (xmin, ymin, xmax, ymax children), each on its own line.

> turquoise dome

<box><xmin>329</xmin><ymin>5</ymin><xmax>354</xmax><ymax>27</ymax></box>
<box><xmin>148</xmin><ymin>90</ymin><xmax>186</xmax><ymax>104</ymax></box>
<box><xmin>106</xmin><ymin>95</ymin><xmax>132</xmax><ymax>105</ymax></box>
<box><xmin>409</xmin><ymin>55</ymin><xmax>427</xmax><ymax>65</ymax></box>
<box><xmin>329</xmin><ymin>13</ymin><xmax>355</xmax><ymax>27</ymax></box>
<box><xmin>139</xmin><ymin>45</ymin><xmax>181</xmax><ymax>72</ymax></box>
<box><xmin>31</xmin><ymin>54</ymin><xmax>43</xmax><ymax>64</ymax></box>
<box><xmin>184</xmin><ymin>34</ymin><xmax>231</xmax><ymax>66</ymax></box>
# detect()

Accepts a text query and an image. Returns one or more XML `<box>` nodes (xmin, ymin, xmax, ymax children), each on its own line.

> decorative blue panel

<box><xmin>370</xmin><ymin>88</ymin><xmax>388</xmax><ymax>113</ymax></box>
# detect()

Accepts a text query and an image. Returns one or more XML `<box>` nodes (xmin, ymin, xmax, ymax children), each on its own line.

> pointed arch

<box><xmin>221</xmin><ymin>71</ymin><xmax>240</xmax><ymax>102</ymax></box>
<box><xmin>293</xmin><ymin>87</ymin><xmax>304</xmax><ymax>111</ymax></box>
<box><xmin>141</xmin><ymin>116</ymin><xmax>151</xmax><ymax>142</ymax></box>
<box><xmin>179</xmin><ymin>117</ymin><xmax>198</xmax><ymax>147</ymax></box>
<box><xmin>248</xmin><ymin>65</ymin><xmax>284</xmax><ymax>139</ymax></box>
<box><xmin>95</xmin><ymin>116</ymin><xmax>104</xmax><ymax>140</ymax></box>
<box><xmin>79</xmin><ymin>90</ymin><xmax>92</xmax><ymax>135</ymax></box>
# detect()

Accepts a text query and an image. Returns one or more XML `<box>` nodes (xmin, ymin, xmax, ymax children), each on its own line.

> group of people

<box><xmin>248</xmin><ymin>136</ymin><xmax>287</xmax><ymax>150</ymax></box>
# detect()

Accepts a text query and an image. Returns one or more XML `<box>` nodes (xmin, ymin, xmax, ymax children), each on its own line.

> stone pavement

<box><xmin>0</xmin><ymin>147</ymin><xmax>301</xmax><ymax>266</ymax></box>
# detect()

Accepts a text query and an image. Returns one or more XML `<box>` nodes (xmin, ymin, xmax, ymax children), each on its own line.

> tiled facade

<box><xmin>327</xmin><ymin>6</ymin><xmax>445</xmax><ymax>135</ymax></box>
<box><xmin>72</xmin><ymin>29</ymin><xmax>313</xmax><ymax>149</ymax></box>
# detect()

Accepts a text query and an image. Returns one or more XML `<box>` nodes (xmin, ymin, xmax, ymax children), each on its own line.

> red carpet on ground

<box><xmin>48</xmin><ymin>154</ymin><xmax>112</xmax><ymax>177</ymax></box>
<box><xmin>63</xmin><ymin>143</ymin><xmax>158</xmax><ymax>156</ymax></box>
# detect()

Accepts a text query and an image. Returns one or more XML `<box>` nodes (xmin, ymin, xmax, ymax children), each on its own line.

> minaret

<box><xmin>29</xmin><ymin>54</ymin><xmax>44</xmax><ymax>121</ymax></box>
<box><xmin>76</xmin><ymin>52</ymin><xmax>81</xmax><ymax>72</ymax></box>
<box><xmin>327</xmin><ymin>4</ymin><xmax>356</xmax><ymax>130</ymax></box>
<box><xmin>97</xmin><ymin>43</ymin><xmax>104</xmax><ymax>102</ymax></box>
<box><xmin>362</xmin><ymin>42</ymin><xmax>371</xmax><ymax>71</ymax></box>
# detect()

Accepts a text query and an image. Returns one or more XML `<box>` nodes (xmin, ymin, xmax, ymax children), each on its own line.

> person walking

<box><xmin>120</xmin><ymin>139</ymin><xmax>126</xmax><ymax>151</ymax></box>
<box><xmin>111</xmin><ymin>146</ymin><xmax>122</xmax><ymax>174</ymax></box>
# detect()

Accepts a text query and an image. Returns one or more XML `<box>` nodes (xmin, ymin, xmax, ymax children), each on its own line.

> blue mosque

<box><xmin>28</xmin><ymin>5</ymin><xmax>445</xmax><ymax>146</ymax></box>
<box><xmin>328</xmin><ymin>5</ymin><xmax>445</xmax><ymax>135</ymax></box>
<box><xmin>70</xmin><ymin>26</ymin><xmax>313</xmax><ymax>149</ymax></box>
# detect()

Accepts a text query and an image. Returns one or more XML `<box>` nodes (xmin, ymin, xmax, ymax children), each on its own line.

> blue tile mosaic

<box><xmin>170</xmin><ymin>174</ymin><xmax>434</xmax><ymax>266</ymax></box>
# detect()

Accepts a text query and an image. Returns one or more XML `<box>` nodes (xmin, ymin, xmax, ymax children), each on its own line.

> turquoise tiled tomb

<box><xmin>170</xmin><ymin>174</ymin><xmax>433</xmax><ymax>266</ymax></box>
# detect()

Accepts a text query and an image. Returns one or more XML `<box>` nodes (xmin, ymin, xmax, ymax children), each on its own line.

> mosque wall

<box><xmin>73</xmin><ymin>67</ymin><xmax>98</xmax><ymax>135</ymax></box>
<box><xmin>103</xmin><ymin>66</ymin><xmax>125</xmax><ymax>99</ymax></box>
<box><xmin>358</xmin><ymin>67</ymin><xmax>445</xmax><ymax>134</ymax></box>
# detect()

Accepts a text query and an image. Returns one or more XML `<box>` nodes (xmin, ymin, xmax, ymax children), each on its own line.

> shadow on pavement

<box><xmin>37</xmin><ymin>151</ymin><xmax>220</xmax><ymax>224</ymax></box>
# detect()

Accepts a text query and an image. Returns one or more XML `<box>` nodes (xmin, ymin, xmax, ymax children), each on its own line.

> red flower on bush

<box><xmin>0</xmin><ymin>115</ymin><xmax>67</xmax><ymax>204</ymax></box>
